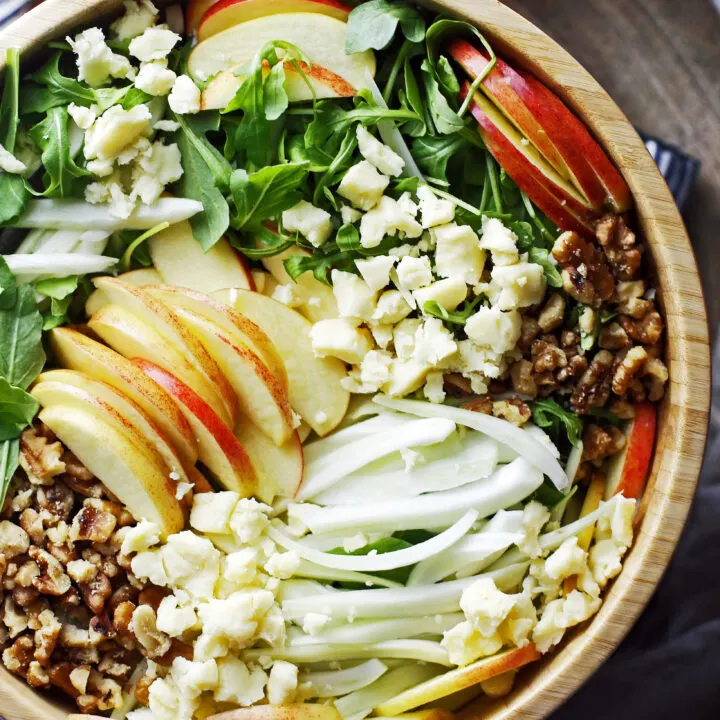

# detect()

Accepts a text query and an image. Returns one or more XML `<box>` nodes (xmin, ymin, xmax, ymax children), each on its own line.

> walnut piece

<box><xmin>595</xmin><ymin>214</ymin><xmax>642</xmax><ymax>280</ymax></box>
<box><xmin>0</xmin><ymin>520</ymin><xmax>30</xmax><ymax>558</ymax></box>
<box><xmin>29</xmin><ymin>547</ymin><xmax>72</xmax><ymax>596</ymax></box>
<box><xmin>619</xmin><ymin>310</ymin><xmax>664</xmax><ymax>346</ymax></box>
<box><xmin>582</xmin><ymin>424</ymin><xmax>626</xmax><ymax>462</ymax></box>
<box><xmin>599</xmin><ymin>322</ymin><xmax>631</xmax><ymax>350</ymax></box>
<box><xmin>510</xmin><ymin>359</ymin><xmax>538</xmax><ymax>398</ymax></box>
<box><xmin>18</xmin><ymin>426</ymin><xmax>66</xmax><ymax>486</ymax></box>
<box><xmin>71</xmin><ymin>502</ymin><xmax>118</xmax><ymax>543</ymax></box>
<box><xmin>571</xmin><ymin>350</ymin><xmax>614</xmax><ymax>412</ymax></box>
<box><xmin>131</xmin><ymin>605</ymin><xmax>172</xmax><ymax>659</ymax></box>
<box><xmin>492</xmin><ymin>398</ymin><xmax>531</xmax><ymax>426</ymax></box>
<box><xmin>612</xmin><ymin>346</ymin><xmax>648</xmax><ymax>396</ymax></box>
<box><xmin>537</xmin><ymin>292</ymin><xmax>566</xmax><ymax>332</ymax></box>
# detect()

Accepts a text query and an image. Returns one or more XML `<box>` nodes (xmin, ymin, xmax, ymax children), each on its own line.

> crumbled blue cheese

<box><xmin>267</xmin><ymin>661</ymin><xmax>298</xmax><ymax>705</ymax></box>
<box><xmin>414</xmin><ymin>277</ymin><xmax>468</xmax><ymax>312</ymax></box>
<box><xmin>423</xmin><ymin>371</ymin><xmax>446</xmax><ymax>404</ymax></box>
<box><xmin>67</xmin><ymin>28</ymin><xmax>133</xmax><ymax>87</ymax></box>
<box><xmin>460</xmin><ymin>577</ymin><xmax>518</xmax><ymax>637</ymax></box>
<box><xmin>111</xmin><ymin>0</ymin><xmax>159</xmax><ymax>40</ymax></box>
<box><xmin>131</xmin><ymin>140</ymin><xmax>183</xmax><ymax>204</ymax></box>
<box><xmin>433</xmin><ymin>223</ymin><xmax>486</xmax><ymax>284</ymax></box>
<box><xmin>395</xmin><ymin>255</ymin><xmax>433</xmax><ymax>291</ymax></box>
<box><xmin>417</xmin><ymin>185</ymin><xmax>455</xmax><ymax>228</ymax></box>
<box><xmin>84</xmin><ymin>104</ymin><xmax>152</xmax><ymax>161</ymax></box>
<box><xmin>135</xmin><ymin>61</ymin><xmax>177</xmax><ymax>96</ymax></box>
<box><xmin>356</xmin><ymin>124</ymin><xmax>404</xmax><ymax>177</ymax></box>
<box><xmin>129</xmin><ymin>25</ymin><xmax>180</xmax><ymax>62</ymax></box>
<box><xmin>67</xmin><ymin>103</ymin><xmax>97</xmax><ymax>130</ymax></box>
<box><xmin>479</xmin><ymin>217</ymin><xmax>520</xmax><ymax>266</ymax></box>
<box><xmin>465</xmin><ymin>305</ymin><xmax>522</xmax><ymax>354</ymax></box>
<box><xmin>355</xmin><ymin>255</ymin><xmax>396</xmax><ymax>293</ymax></box>
<box><xmin>359</xmin><ymin>195</ymin><xmax>422</xmax><ymax>249</ymax></box>
<box><xmin>412</xmin><ymin>318</ymin><xmax>457</xmax><ymax>367</ymax></box>
<box><xmin>337</xmin><ymin>160</ymin><xmax>389</xmax><ymax>211</ymax></box>
<box><xmin>372</xmin><ymin>290</ymin><xmax>412</xmax><ymax>325</ymax></box>
<box><xmin>488</xmin><ymin>262</ymin><xmax>546</xmax><ymax>310</ymax></box>
<box><xmin>282</xmin><ymin>200</ymin><xmax>333</xmax><ymax>248</ymax></box>
<box><xmin>168</xmin><ymin>75</ymin><xmax>201</xmax><ymax>115</ymax></box>
<box><xmin>340</xmin><ymin>204</ymin><xmax>362</xmax><ymax>224</ymax></box>
<box><xmin>331</xmin><ymin>270</ymin><xmax>377</xmax><ymax>321</ymax></box>
<box><xmin>310</xmin><ymin>318</ymin><xmax>373</xmax><ymax>364</ymax></box>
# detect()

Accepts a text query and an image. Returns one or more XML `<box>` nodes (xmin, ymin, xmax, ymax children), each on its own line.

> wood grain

<box><xmin>0</xmin><ymin>1</ymin><xmax>711</xmax><ymax>719</ymax></box>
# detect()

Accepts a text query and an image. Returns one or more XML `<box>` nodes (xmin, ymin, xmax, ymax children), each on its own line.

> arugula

<box><xmin>587</xmin><ymin>407</ymin><xmax>623</xmax><ymax>426</ymax></box>
<box><xmin>330</xmin><ymin>536</ymin><xmax>416</xmax><ymax>585</ymax></box>
<box><xmin>528</xmin><ymin>247</ymin><xmax>563</xmax><ymax>288</ymax></box>
<box><xmin>423</xmin><ymin>296</ymin><xmax>482</xmax><ymax>326</ymax></box>
<box><xmin>20</xmin><ymin>52</ymin><xmax>95</xmax><ymax>115</ymax></box>
<box><xmin>229</xmin><ymin>224</ymin><xmax>294</xmax><ymax>260</ymax></box>
<box><xmin>230</xmin><ymin>162</ymin><xmax>309</xmax><ymax>231</ymax></box>
<box><xmin>532</xmin><ymin>398</ymin><xmax>583</xmax><ymax>449</ymax></box>
<box><xmin>0</xmin><ymin>48</ymin><xmax>29</xmax><ymax>225</ymax></box>
<box><xmin>532</xmin><ymin>477</ymin><xmax>571</xmax><ymax>510</ymax></box>
<box><xmin>0</xmin><ymin>257</ymin><xmax>17</xmax><ymax>309</ymax></box>
<box><xmin>346</xmin><ymin>0</ymin><xmax>426</xmax><ymax>54</ymax></box>
<box><xmin>419</xmin><ymin>59</ymin><xmax>464</xmax><ymax>135</ymax></box>
<box><xmin>35</xmin><ymin>275</ymin><xmax>78</xmax><ymax>330</ymax></box>
<box><xmin>412</xmin><ymin>134</ymin><xmax>466</xmax><ymax>180</ymax></box>
<box><xmin>173</xmin><ymin>112</ymin><xmax>231</xmax><ymax>250</ymax></box>
<box><xmin>0</xmin><ymin>268</ymin><xmax>45</xmax><ymax>506</ymax></box>
<box><xmin>312</xmin><ymin>127</ymin><xmax>357</xmax><ymax>206</ymax></box>
<box><xmin>28</xmin><ymin>106</ymin><xmax>89</xmax><ymax>197</ymax></box>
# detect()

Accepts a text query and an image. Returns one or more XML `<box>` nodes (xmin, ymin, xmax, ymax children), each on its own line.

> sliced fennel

<box><xmin>296</xmin><ymin>417</ymin><xmax>456</xmax><ymax>501</ymax></box>
<box><xmin>12</xmin><ymin>198</ymin><xmax>203</xmax><ymax>230</ymax></box>
<box><xmin>314</xmin><ymin>432</ymin><xmax>499</xmax><ymax>505</ymax></box>
<box><xmin>290</xmin><ymin>613</ymin><xmax>464</xmax><ymax>646</ymax></box>
<box><xmin>293</xmin><ymin>559</ymin><xmax>403</xmax><ymax>589</ymax></box>
<box><xmin>289</xmin><ymin>457</ymin><xmax>543</xmax><ymax>534</ymax></box>
<box><xmin>3</xmin><ymin>253</ymin><xmax>117</xmax><ymax>278</ymax></box>
<box><xmin>302</xmin><ymin>660</ymin><xmax>390</xmax><ymax>698</ymax></box>
<box><xmin>374</xmin><ymin>396</ymin><xmax>569</xmax><ymax>490</ymax></box>
<box><xmin>268</xmin><ymin>510</ymin><xmax>477</xmax><ymax>572</ymax></box>
<box><xmin>334</xmin><ymin>664</ymin><xmax>442</xmax><ymax>720</ymax></box>
<box><xmin>281</xmin><ymin>561</ymin><xmax>529</xmax><ymax>621</ymax></box>
<box><xmin>15</xmin><ymin>229</ymin><xmax>47</xmax><ymax>253</ymax></box>
<box><xmin>407</xmin><ymin>509</ymin><xmax>525</xmax><ymax>585</ymax></box>
<box><xmin>245</xmin><ymin>639</ymin><xmax>451</xmax><ymax>666</ymax></box>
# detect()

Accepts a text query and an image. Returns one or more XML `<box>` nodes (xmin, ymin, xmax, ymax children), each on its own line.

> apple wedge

<box><xmin>374</xmin><ymin>645</ymin><xmax>541</xmax><ymax>715</ymax></box>
<box><xmin>215</xmin><ymin>288</ymin><xmax>349</xmax><ymax>436</ymax></box>
<box><xmin>33</xmin><ymin>370</ymin><xmax>190</xmax><ymax>483</ymax></box>
<box><xmin>187</xmin><ymin>0</ymin><xmax>218</xmax><ymax>31</ymax></box>
<box><xmin>198</xmin><ymin>0</ymin><xmax>351</xmax><ymax>41</ymax></box>
<box><xmin>235</xmin><ymin>421</ymin><xmax>303</xmax><ymax>502</ymax></box>
<box><xmin>134</xmin><ymin>359</ymin><xmax>257</xmax><ymax>496</ymax></box>
<box><xmin>188</xmin><ymin>13</ymin><xmax>375</xmax><ymax>99</ymax></box>
<box><xmin>144</xmin><ymin>285</ymin><xmax>287</xmax><ymax>389</ymax></box>
<box><xmin>92</xmin><ymin>277</ymin><xmax>238</xmax><ymax>426</ymax></box>
<box><xmin>147</xmin><ymin>221</ymin><xmax>253</xmax><ymax>294</ymax></box>
<box><xmin>463</xmin><ymin>85</ymin><xmax>595</xmax><ymax>238</ymax></box>
<box><xmin>171</xmin><ymin>307</ymin><xmax>294</xmax><ymax>445</ymax></box>
<box><xmin>88</xmin><ymin>304</ymin><xmax>235</xmax><ymax>428</ymax></box>
<box><xmin>85</xmin><ymin>267</ymin><xmax>162</xmax><ymax>317</ymax></box>
<box><xmin>206</xmin><ymin>705</ymin><xmax>342</xmax><ymax>720</ymax></box>
<box><xmin>38</xmin><ymin>404</ymin><xmax>184</xmax><ymax>536</ymax></box>
<box><xmin>604</xmin><ymin>401</ymin><xmax>657</xmax><ymax>500</ymax></box>
<box><xmin>261</xmin><ymin>245</ymin><xmax>338</xmax><ymax>323</ymax></box>
<box><xmin>49</xmin><ymin>328</ymin><xmax>198</xmax><ymax>467</ymax></box>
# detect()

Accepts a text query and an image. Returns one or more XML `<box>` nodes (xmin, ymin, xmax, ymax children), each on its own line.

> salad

<box><xmin>0</xmin><ymin>0</ymin><xmax>667</xmax><ymax>718</ymax></box>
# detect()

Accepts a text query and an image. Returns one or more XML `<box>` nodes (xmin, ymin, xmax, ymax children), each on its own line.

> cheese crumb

<box><xmin>168</xmin><ymin>75</ymin><xmax>201</xmax><ymax>115</ymax></box>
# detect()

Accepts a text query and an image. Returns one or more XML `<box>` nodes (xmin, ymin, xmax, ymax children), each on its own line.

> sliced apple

<box><xmin>85</xmin><ymin>267</ymin><xmax>162</xmax><ymax>317</ymax></box>
<box><xmin>449</xmin><ymin>39</ymin><xmax>632</xmax><ymax>213</ymax></box>
<box><xmin>147</xmin><ymin>221</ymin><xmax>253</xmax><ymax>294</ymax></box>
<box><xmin>144</xmin><ymin>285</ymin><xmax>287</xmax><ymax>389</ymax></box>
<box><xmin>234</xmin><ymin>420</ymin><xmax>303</xmax><ymax>502</ymax></box>
<box><xmin>92</xmin><ymin>278</ymin><xmax>238</xmax><ymax>426</ymax></box>
<box><xmin>188</xmin><ymin>13</ymin><xmax>375</xmax><ymax>101</ymax></box>
<box><xmin>88</xmin><ymin>304</ymin><xmax>235</xmax><ymax>428</ymax></box>
<box><xmin>604</xmin><ymin>401</ymin><xmax>657</xmax><ymax>500</ymax></box>
<box><xmin>187</xmin><ymin>0</ymin><xmax>218</xmax><ymax>31</ymax></box>
<box><xmin>463</xmin><ymin>84</ymin><xmax>595</xmax><ymax>239</ymax></box>
<box><xmin>215</xmin><ymin>287</ymin><xmax>349</xmax><ymax>436</ymax></box>
<box><xmin>33</xmin><ymin>370</ymin><xmax>190</xmax><ymax>483</ymax></box>
<box><xmin>206</xmin><ymin>705</ymin><xmax>342</xmax><ymax>720</ymax></box>
<box><xmin>198</xmin><ymin>0</ymin><xmax>351</xmax><ymax>41</ymax></box>
<box><xmin>261</xmin><ymin>245</ymin><xmax>338</xmax><ymax>323</ymax></box>
<box><xmin>49</xmin><ymin>328</ymin><xmax>198</xmax><ymax>467</ymax></box>
<box><xmin>134</xmin><ymin>359</ymin><xmax>257</xmax><ymax>496</ymax></box>
<box><xmin>374</xmin><ymin>645</ymin><xmax>541</xmax><ymax>715</ymax></box>
<box><xmin>38</xmin><ymin>404</ymin><xmax>184</xmax><ymax>536</ymax></box>
<box><xmin>172</xmin><ymin>307</ymin><xmax>294</xmax><ymax>445</ymax></box>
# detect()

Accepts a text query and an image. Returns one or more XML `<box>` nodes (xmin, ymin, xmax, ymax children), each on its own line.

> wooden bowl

<box><xmin>0</xmin><ymin>0</ymin><xmax>711</xmax><ymax>718</ymax></box>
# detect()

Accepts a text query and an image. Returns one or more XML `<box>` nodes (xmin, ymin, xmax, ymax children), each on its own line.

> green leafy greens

<box><xmin>346</xmin><ymin>0</ymin><xmax>426</xmax><ymax>54</ymax></box>
<box><xmin>532</xmin><ymin>398</ymin><xmax>584</xmax><ymax>449</ymax></box>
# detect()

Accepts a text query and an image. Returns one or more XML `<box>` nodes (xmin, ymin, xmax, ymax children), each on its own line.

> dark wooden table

<box><xmin>509</xmin><ymin>0</ymin><xmax>720</xmax><ymax>338</ymax></box>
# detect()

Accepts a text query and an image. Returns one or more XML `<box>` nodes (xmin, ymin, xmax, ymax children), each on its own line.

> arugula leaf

<box><xmin>400</xmin><ymin>56</ymin><xmax>426</xmax><ymax>137</ymax></box>
<box><xmin>337</xmin><ymin>224</ymin><xmax>361</xmax><ymax>252</ymax></box>
<box><xmin>532</xmin><ymin>398</ymin><xmax>583</xmax><ymax>448</ymax></box>
<box><xmin>532</xmin><ymin>477</ymin><xmax>570</xmax><ymax>510</ymax></box>
<box><xmin>312</xmin><ymin>127</ymin><xmax>357</xmax><ymax>206</ymax></box>
<box><xmin>346</xmin><ymin>0</ymin><xmax>426</xmax><ymax>54</ymax></box>
<box><xmin>284</xmin><ymin>248</ymin><xmax>356</xmax><ymax>286</ymax></box>
<box><xmin>412</xmin><ymin>134</ymin><xmax>466</xmax><ymax>181</ymax></box>
<box><xmin>20</xmin><ymin>53</ymin><xmax>95</xmax><ymax>115</ymax></box>
<box><xmin>435</xmin><ymin>56</ymin><xmax>460</xmax><ymax>98</ymax></box>
<box><xmin>0</xmin><ymin>439</ymin><xmax>19</xmax><ymax>509</ymax></box>
<box><xmin>264</xmin><ymin>62</ymin><xmax>289</xmax><ymax>122</ymax></box>
<box><xmin>0</xmin><ymin>256</ymin><xmax>17</xmax><ymax>310</ymax></box>
<box><xmin>29</xmin><ymin>106</ymin><xmax>90</xmax><ymax>197</ymax></box>
<box><xmin>528</xmin><ymin>247</ymin><xmax>563</xmax><ymax>288</ymax></box>
<box><xmin>0</xmin><ymin>377</ymin><xmax>39</xmax><ymax>442</ymax></box>
<box><xmin>228</xmin><ymin>224</ymin><xmax>293</xmax><ymax>260</ymax></box>
<box><xmin>119</xmin><ymin>222</ymin><xmax>170</xmax><ymax>273</ymax></box>
<box><xmin>35</xmin><ymin>275</ymin><xmax>78</xmax><ymax>300</ymax></box>
<box><xmin>173</xmin><ymin>112</ymin><xmax>231</xmax><ymax>250</ymax></box>
<box><xmin>0</xmin><ymin>49</ymin><xmax>29</xmax><ymax>225</ymax></box>
<box><xmin>420</xmin><ymin>60</ymin><xmax>464</xmax><ymax>135</ymax></box>
<box><xmin>587</xmin><ymin>407</ymin><xmax>623</xmax><ymax>426</ymax></box>
<box><xmin>230</xmin><ymin>162</ymin><xmax>308</xmax><ymax>230</ymax></box>
<box><xmin>423</xmin><ymin>295</ymin><xmax>482</xmax><ymax>326</ymax></box>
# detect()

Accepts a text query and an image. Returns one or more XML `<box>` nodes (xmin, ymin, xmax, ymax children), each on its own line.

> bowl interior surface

<box><xmin>0</xmin><ymin>1</ymin><xmax>710</xmax><ymax>719</ymax></box>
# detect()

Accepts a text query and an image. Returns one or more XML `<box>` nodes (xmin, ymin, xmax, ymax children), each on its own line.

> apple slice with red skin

<box><xmin>374</xmin><ymin>645</ymin><xmax>541</xmax><ymax>715</ymax></box>
<box><xmin>604</xmin><ymin>401</ymin><xmax>657</xmax><ymax>500</ymax></box>
<box><xmin>187</xmin><ymin>0</ymin><xmax>218</xmax><ymax>31</ymax></box>
<box><xmin>93</xmin><ymin>277</ymin><xmax>239</xmax><ymax>427</ymax></box>
<box><xmin>85</xmin><ymin>267</ymin><xmax>162</xmax><ymax>317</ymax></box>
<box><xmin>147</xmin><ymin>221</ymin><xmax>253</xmax><ymax>295</ymax></box>
<box><xmin>145</xmin><ymin>285</ymin><xmax>287</xmax><ymax>390</ymax></box>
<box><xmin>206</xmin><ymin>705</ymin><xmax>342</xmax><ymax>720</ymax></box>
<box><xmin>172</xmin><ymin>307</ymin><xmax>295</xmax><ymax>445</ymax></box>
<box><xmin>134</xmin><ymin>359</ymin><xmax>258</xmax><ymax>497</ymax></box>
<box><xmin>198</xmin><ymin>0</ymin><xmax>351</xmax><ymax>41</ymax></box>
<box><xmin>49</xmin><ymin>327</ymin><xmax>198</xmax><ymax>467</ymax></box>
<box><xmin>33</xmin><ymin>370</ymin><xmax>190</xmax><ymax>484</ymax></box>
<box><xmin>462</xmin><ymin>84</ymin><xmax>595</xmax><ymax>239</ymax></box>
<box><xmin>234</xmin><ymin>421</ymin><xmax>303</xmax><ymax>502</ymax></box>
<box><xmin>88</xmin><ymin>304</ymin><xmax>236</xmax><ymax>430</ymax></box>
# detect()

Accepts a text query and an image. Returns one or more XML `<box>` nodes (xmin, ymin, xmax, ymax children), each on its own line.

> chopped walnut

<box><xmin>70</xmin><ymin>665</ymin><xmax>91</xmax><ymax>695</ymax></box>
<box><xmin>599</xmin><ymin>322</ymin><xmax>631</xmax><ymax>350</ymax></box>
<box><xmin>462</xmin><ymin>395</ymin><xmax>493</xmax><ymax>414</ymax></box>
<box><xmin>531</xmin><ymin>337</ymin><xmax>567</xmax><ymax>373</ymax></box>
<box><xmin>595</xmin><ymin>214</ymin><xmax>642</xmax><ymax>279</ymax></box>
<box><xmin>619</xmin><ymin>310</ymin><xmax>664</xmax><ymax>346</ymax></box>
<box><xmin>19</xmin><ymin>508</ymin><xmax>45</xmax><ymax>545</ymax></box>
<box><xmin>19</xmin><ymin>426</ymin><xmax>66</xmax><ymax>486</ymax></box>
<box><xmin>14</xmin><ymin>561</ymin><xmax>40</xmax><ymax>588</ymax></box>
<box><xmin>556</xmin><ymin>354</ymin><xmax>588</xmax><ymax>383</ymax></box>
<box><xmin>3</xmin><ymin>597</ymin><xmax>28</xmax><ymax>638</ymax></box>
<box><xmin>80</xmin><ymin>572</ymin><xmax>113</xmax><ymax>615</ymax></box>
<box><xmin>518</xmin><ymin>316</ymin><xmax>541</xmax><ymax>352</ymax></box>
<box><xmin>510</xmin><ymin>359</ymin><xmax>538</xmax><ymax>397</ymax></box>
<box><xmin>29</xmin><ymin>547</ymin><xmax>72</xmax><ymax>596</ymax></box>
<box><xmin>0</xmin><ymin>520</ymin><xmax>30</xmax><ymax>558</ymax></box>
<box><xmin>36</xmin><ymin>482</ymin><xmax>74</xmax><ymax>524</ymax></box>
<box><xmin>131</xmin><ymin>605</ymin><xmax>172</xmax><ymax>659</ymax></box>
<box><xmin>33</xmin><ymin>609</ymin><xmax>61</xmax><ymax>665</ymax></box>
<box><xmin>644</xmin><ymin>356</ymin><xmax>669</xmax><ymax>401</ymax></box>
<box><xmin>612</xmin><ymin>346</ymin><xmax>648</xmax><ymax>396</ymax></box>
<box><xmin>582</xmin><ymin>424</ymin><xmax>626</xmax><ymax>462</ymax></box>
<box><xmin>49</xmin><ymin>661</ymin><xmax>81</xmax><ymax>697</ymax></box>
<box><xmin>492</xmin><ymin>398</ymin><xmax>531</xmax><ymax>426</ymax></box>
<box><xmin>537</xmin><ymin>293</ymin><xmax>566</xmax><ymax>332</ymax></box>
<box><xmin>552</xmin><ymin>230</ymin><xmax>615</xmax><ymax>306</ymax></box>
<box><xmin>27</xmin><ymin>659</ymin><xmax>50</xmax><ymax>687</ymax></box>
<box><xmin>2</xmin><ymin>634</ymin><xmax>33</xmax><ymax>675</ymax></box>
<box><xmin>571</xmin><ymin>350</ymin><xmax>614</xmax><ymax>412</ymax></box>
<box><xmin>71</xmin><ymin>502</ymin><xmax>118</xmax><ymax>543</ymax></box>
<box><xmin>608</xmin><ymin>398</ymin><xmax>636</xmax><ymax>420</ymax></box>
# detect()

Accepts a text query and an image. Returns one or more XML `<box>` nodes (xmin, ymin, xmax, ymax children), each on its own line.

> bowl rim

<box><xmin>0</xmin><ymin>1</ymin><xmax>711</xmax><ymax>719</ymax></box>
